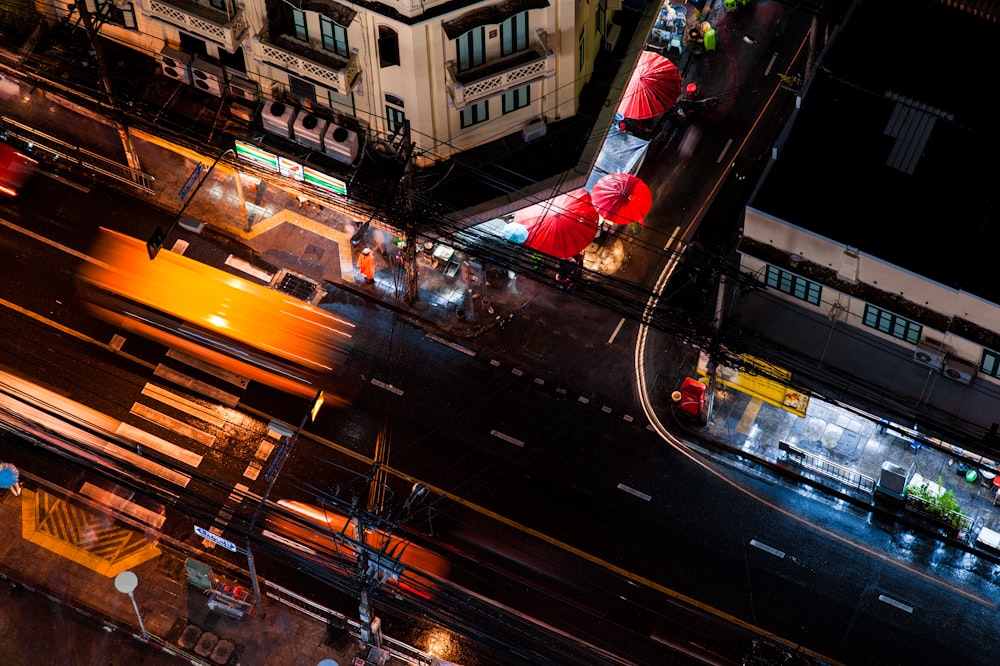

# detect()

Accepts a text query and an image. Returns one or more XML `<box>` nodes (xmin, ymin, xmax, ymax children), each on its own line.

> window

<box><xmin>209</xmin><ymin>0</ymin><xmax>226</xmax><ymax>10</ymax></box>
<box><xmin>320</xmin><ymin>17</ymin><xmax>349</xmax><ymax>57</ymax></box>
<box><xmin>982</xmin><ymin>350</ymin><xmax>1000</xmax><ymax>378</ymax></box>
<box><xmin>500</xmin><ymin>12</ymin><xmax>528</xmax><ymax>56</ymax></box>
<box><xmin>385</xmin><ymin>95</ymin><xmax>405</xmax><ymax>134</ymax></box>
<box><xmin>765</xmin><ymin>266</ymin><xmax>821</xmax><ymax>305</ymax></box>
<box><xmin>578</xmin><ymin>29</ymin><xmax>585</xmax><ymax>73</ymax></box>
<box><xmin>84</xmin><ymin>0</ymin><xmax>136</xmax><ymax>28</ymax></box>
<box><xmin>502</xmin><ymin>85</ymin><xmax>530</xmax><ymax>114</ymax></box>
<box><xmin>596</xmin><ymin>1</ymin><xmax>606</xmax><ymax>37</ymax></box>
<box><xmin>456</xmin><ymin>28</ymin><xmax>486</xmax><ymax>72</ymax></box>
<box><xmin>292</xmin><ymin>8</ymin><xmax>308</xmax><ymax>41</ymax></box>
<box><xmin>862</xmin><ymin>305</ymin><xmax>922</xmax><ymax>344</ymax></box>
<box><xmin>378</xmin><ymin>25</ymin><xmax>400</xmax><ymax>67</ymax></box>
<box><xmin>460</xmin><ymin>100</ymin><xmax>488</xmax><ymax>128</ymax></box>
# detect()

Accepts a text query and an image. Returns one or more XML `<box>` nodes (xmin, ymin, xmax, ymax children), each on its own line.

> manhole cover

<box><xmin>276</xmin><ymin>273</ymin><xmax>316</xmax><ymax>301</ymax></box>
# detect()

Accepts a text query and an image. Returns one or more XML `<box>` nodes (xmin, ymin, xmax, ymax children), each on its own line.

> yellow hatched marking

<box><xmin>21</xmin><ymin>489</ymin><xmax>161</xmax><ymax>577</ymax></box>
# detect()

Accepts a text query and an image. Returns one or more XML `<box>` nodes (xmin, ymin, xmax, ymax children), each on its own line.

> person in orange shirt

<box><xmin>358</xmin><ymin>247</ymin><xmax>375</xmax><ymax>282</ymax></box>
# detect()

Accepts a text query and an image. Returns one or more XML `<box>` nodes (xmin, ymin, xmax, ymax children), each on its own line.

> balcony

<box><xmin>446</xmin><ymin>29</ymin><xmax>554</xmax><ymax>110</ymax></box>
<box><xmin>145</xmin><ymin>0</ymin><xmax>248</xmax><ymax>53</ymax></box>
<box><xmin>257</xmin><ymin>35</ymin><xmax>361</xmax><ymax>96</ymax></box>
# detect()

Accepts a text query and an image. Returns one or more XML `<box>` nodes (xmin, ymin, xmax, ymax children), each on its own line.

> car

<box><xmin>0</xmin><ymin>140</ymin><xmax>38</xmax><ymax>197</ymax></box>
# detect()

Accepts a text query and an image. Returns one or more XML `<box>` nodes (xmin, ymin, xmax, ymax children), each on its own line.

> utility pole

<box><xmin>74</xmin><ymin>1</ymin><xmax>144</xmax><ymax>182</ymax></box>
<box><xmin>397</xmin><ymin>120</ymin><xmax>419</xmax><ymax>305</ymax></box>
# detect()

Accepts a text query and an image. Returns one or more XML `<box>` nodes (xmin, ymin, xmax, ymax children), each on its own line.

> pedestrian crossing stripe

<box><xmin>21</xmin><ymin>489</ymin><xmax>161</xmax><ymax>577</ymax></box>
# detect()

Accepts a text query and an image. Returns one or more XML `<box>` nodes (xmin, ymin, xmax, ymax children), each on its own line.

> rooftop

<box><xmin>750</xmin><ymin>0</ymin><xmax>1000</xmax><ymax>303</ymax></box>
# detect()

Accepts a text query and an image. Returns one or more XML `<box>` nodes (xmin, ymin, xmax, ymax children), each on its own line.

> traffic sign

<box><xmin>179</xmin><ymin>162</ymin><xmax>203</xmax><ymax>201</ymax></box>
<box><xmin>195</xmin><ymin>525</ymin><xmax>237</xmax><ymax>552</ymax></box>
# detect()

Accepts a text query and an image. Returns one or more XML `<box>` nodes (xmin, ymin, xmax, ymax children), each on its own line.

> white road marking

<box><xmin>80</xmin><ymin>482</ymin><xmax>166</xmax><ymax>529</ymax></box>
<box><xmin>716</xmin><ymin>138</ymin><xmax>734</xmax><ymax>164</ymax></box>
<box><xmin>427</xmin><ymin>334</ymin><xmax>476</xmax><ymax>356</ymax></box>
<box><xmin>765</xmin><ymin>52</ymin><xmax>777</xmax><ymax>76</ymax></box>
<box><xmin>750</xmin><ymin>539</ymin><xmax>785</xmax><ymax>559</ymax></box>
<box><xmin>142</xmin><ymin>383</ymin><xmax>227</xmax><ymax>427</ymax></box>
<box><xmin>131</xmin><ymin>402</ymin><xmax>216</xmax><ymax>447</ymax></box>
<box><xmin>116</xmin><ymin>422</ymin><xmax>203</xmax><ymax>468</ymax></box>
<box><xmin>878</xmin><ymin>595</ymin><xmax>913</xmax><ymax>613</ymax></box>
<box><xmin>617</xmin><ymin>483</ymin><xmax>651</xmax><ymax>501</ymax></box>
<box><xmin>370</xmin><ymin>378</ymin><xmax>404</xmax><ymax>396</ymax></box>
<box><xmin>490</xmin><ymin>430</ymin><xmax>525</xmax><ymax>447</ymax></box>
<box><xmin>608</xmin><ymin>318</ymin><xmax>626</xmax><ymax>344</ymax></box>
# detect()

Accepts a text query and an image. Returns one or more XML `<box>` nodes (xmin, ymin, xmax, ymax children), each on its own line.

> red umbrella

<box><xmin>591</xmin><ymin>173</ymin><xmax>652</xmax><ymax>226</ymax></box>
<box><xmin>618</xmin><ymin>51</ymin><xmax>682</xmax><ymax>120</ymax></box>
<box><xmin>514</xmin><ymin>188</ymin><xmax>599</xmax><ymax>259</ymax></box>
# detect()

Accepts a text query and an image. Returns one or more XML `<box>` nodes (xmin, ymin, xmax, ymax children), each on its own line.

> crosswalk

<box><xmin>117</xmin><ymin>347</ymin><xmax>289</xmax><ymax>551</ymax></box>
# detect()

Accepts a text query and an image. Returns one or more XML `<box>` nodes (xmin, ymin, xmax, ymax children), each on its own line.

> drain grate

<box><xmin>276</xmin><ymin>273</ymin><xmax>316</xmax><ymax>301</ymax></box>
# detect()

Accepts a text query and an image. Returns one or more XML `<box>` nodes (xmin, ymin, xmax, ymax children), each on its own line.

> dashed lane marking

<box><xmin>608</xmin><ymin>318</ymin><xmax>626</xmax><ymax>345</ymax></box>
<box><xmin>878</xmin><ymin>594</ymin><xmax>913</xmax><ymax>613</ymax></box>
<box><xmin>427</xmin><ymin>334</ymin><xmax>476</xmax><ymax>356</ymax></box>
<box><xmin>490</xmin><ymin>430</ymin><xmax>525</xmax><ymax>447</ymax></box>
<box><xmin>750</xmin><ymin>539</ymin><xmax>785</xmax><ymax>559</ymax></box>
<box><xmin>370</xmin><ymin>378</ymin><xmax>404</xmax><ymax>396</ymax></box>
<box><xmin>617</xmin><ymin>483</ymin><xmax>651</xmax><ymax>501</ymax></box>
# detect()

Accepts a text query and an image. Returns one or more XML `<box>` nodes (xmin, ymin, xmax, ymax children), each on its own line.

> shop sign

<box><xmin>303</xmin><ymin>166</ymin><xmax>347</xmax><ymax>197</ymax></box>
<box><xmin>234</xmin><ymin>140</ymin><xmax>278</xmax><ymax>171</ymax></box>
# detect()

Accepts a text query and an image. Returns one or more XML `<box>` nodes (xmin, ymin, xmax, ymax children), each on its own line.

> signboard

<box><xmin>194</xmin><ymin>525</ymin><xmax>238</xmax><ymax>552</ymax></box>
<box><xmin>179</xmin><ymin>162</ymin><xmax>203</xmax><ymax>201</ymax></box>
<box><xmin>234</xmin><ymin>140</ymin><xmax>279</xmax><ymax>171</ymax></box>
<box><xmin>278</xmin><ymin>156</ymin><xmax>304</xmax><ymax>181</ymax></box>
<box><xmin>303</xmin><ymin>166</ymin><xmax>347</xmax><ymax>197</ymax></box>
<box><xmin>698</xmin><ymin>352</ymin><xmax>810</xmax><ymax>417</ymax></box>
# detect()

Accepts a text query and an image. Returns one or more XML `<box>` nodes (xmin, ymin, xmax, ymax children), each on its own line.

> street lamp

<box><xmin>114</xmin><ymin>570</ymin><xmax>148</xmax><ymax>640</ymax></box>
<box><xmin>245</xmin><ymin>390</ymin><xmax>325</xmax><ymax>618</ymax></box>
<box><xmin>146</xmin><ymin>148</ymin><xmax>248</xmax><ymax>259</ymax></box>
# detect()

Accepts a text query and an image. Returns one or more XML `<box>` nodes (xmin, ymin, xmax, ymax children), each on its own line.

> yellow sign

<box><xmin>698</xmin><ymin>353</ymin><xmax>809</xmax><ymax>417</ymax></box>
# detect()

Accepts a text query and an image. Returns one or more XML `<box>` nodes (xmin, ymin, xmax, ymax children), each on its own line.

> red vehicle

<box><xmin>0</xmin><ymin>141</ymin><xmax>37</xmax><ymax>198</ymax></box>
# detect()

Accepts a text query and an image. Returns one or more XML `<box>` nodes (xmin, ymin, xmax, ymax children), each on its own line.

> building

<box><xmin>52</xmin><ymin>0</ymin><xmax>639</xmax><ymax>174</ymax></box>
<box><xmin>728</xmin><ymin>0</ymin><xmax>1000</xmax><ymax>455</ymax></box>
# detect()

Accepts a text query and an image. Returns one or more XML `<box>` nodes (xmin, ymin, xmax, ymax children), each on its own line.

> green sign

<box><xmin>304</xmin><ymin>167</ymin><xmax>347</xmax><ymax>197</ymax></box>
<box><xmin>234</xmin><ymin>140</ymin><xmax>278</xmax><ymax>171</ymax></box>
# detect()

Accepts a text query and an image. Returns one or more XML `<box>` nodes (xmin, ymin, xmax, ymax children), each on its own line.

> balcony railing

<box><xmin>446</xmin><ymin>29</ymin><xmax>554</xmax><ymax>110</ymax></box>
<box><xmin>145</xmin><ymin>0</ymin><xmax>248</xmax><ymax>53</ymax></box>
<box><xmin>257</xmin><ymin>36</ymin><xmax>360</xmax><ymax>96</ymax></box>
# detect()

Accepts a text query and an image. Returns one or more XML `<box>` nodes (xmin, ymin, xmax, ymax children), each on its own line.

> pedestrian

<box><xmin>358</xmin><ymin>247</ymin><xmax>375</xmax><ymax>282</ymax></box>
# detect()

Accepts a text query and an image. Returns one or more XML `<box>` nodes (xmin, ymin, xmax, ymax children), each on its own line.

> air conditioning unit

<box><xmin>323</xmin><ymin>124</ymin><xmax>359</xmax><ymax>165</ymax></box>
<box><xmin>261</xmin><ymin>100</ymin><xmax>298</xmax><ymax>138</ymax></box>
<box><xmin>943</xmin><ymin>357</ymin><xmax>976</xmax><ymax>384</ymax></box>
<box><xmin>191</xmin><ymin>57</ymin><xmax>224</xmax><ymax>97</ymax></box>
<box><xmin>227</xmin><ymin>73</ymin><xmax>259</xmax><ymax>103</ymax></box>
<box><xmin>160</xmin><ymin>47</ymin><xmax>192</xmax><ymax>85</ymax></box>
<box><xmin>914</xmin><ymin>339</ymin><xmax>946</xmax><ymax>370</ymax></box>
<box><xmin>293</xmin><ymin>112</ymin><xmax>329</xmax><ymax>151</ymax></box>
<box><xmin>522</xmin><ymin>119</ymin><xmax>547</xmax><ymax>142</ymax></box>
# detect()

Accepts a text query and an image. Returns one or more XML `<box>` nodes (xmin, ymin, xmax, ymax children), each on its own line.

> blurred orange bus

<box><xmin>77</xmin><ymin>228</ymin><xmax>355</xmax><ymax>401</ymax></box>
<box><xmin>265</xmin><ymin>499</ymin><xmax>450</xmax><ymax>600</ymax></box>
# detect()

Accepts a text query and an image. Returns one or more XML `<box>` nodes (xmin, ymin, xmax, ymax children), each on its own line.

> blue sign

<box><xmin>194</xmin><ymin>525</ymin><xmax>237</xmax><ymax>552</ymax></box>
<box><xmin>179</xmin><ymin>162</ymin><xmax>204</xmax><ymax>202</ymax></box>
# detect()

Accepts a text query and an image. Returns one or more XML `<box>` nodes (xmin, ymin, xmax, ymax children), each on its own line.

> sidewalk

<box><xmin>0</xmin><ymin>480</ymin><xmax>373</xmax><ymax>666</ymax></box>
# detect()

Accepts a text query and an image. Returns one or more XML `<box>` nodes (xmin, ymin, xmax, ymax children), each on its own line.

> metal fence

<box><xmin>263</xmin><ymin>579</ymin><xmax>435</xmax><ymax>665</ymax></box>
<box><xmin>778</xmin><ymin>440</ymin><xmax>876</xmax><ymax>495</ymax></box>
<box><xmin>1</xmin><ymin>115</ymin><xmax>156</xmax><ymax>194</ymax></box>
